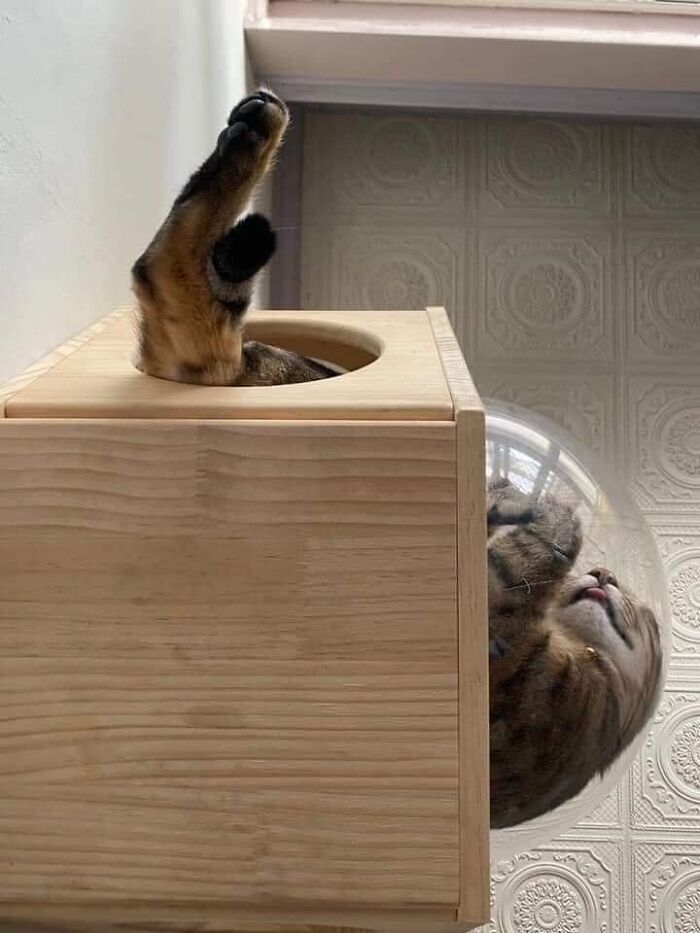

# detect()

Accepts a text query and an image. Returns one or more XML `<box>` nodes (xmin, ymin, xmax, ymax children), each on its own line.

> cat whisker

<box><xmin>503</xmin><ymin>577</ymin><xmax>559</xmax><ymax>593</ymax></box>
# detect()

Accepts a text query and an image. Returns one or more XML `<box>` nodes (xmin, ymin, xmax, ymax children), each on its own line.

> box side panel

<box><xmin>0</xmin><ymin>419</ymin><xmax>459</xmax><ymax>917</ymax></box>
<box><xmin>427</xmin><ymin>309</ymin><xmax>490</xmax><ymax>925</ymax></box>
<box><xmin>455</xmin><ymin>410</ymin><xmax>489</xmax><ymax>925</ymax></box>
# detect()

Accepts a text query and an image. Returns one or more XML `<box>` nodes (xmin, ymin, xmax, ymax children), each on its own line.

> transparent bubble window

<box><xmin>485</xmin><ymin>400</ymin><xmax>670</xmax><ymax>860</ymax></box>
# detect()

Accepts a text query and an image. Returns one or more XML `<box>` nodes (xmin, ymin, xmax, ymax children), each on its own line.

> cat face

<box><xmin>555</xmin><ymin>567</ymin><xmax>662</xmax><ymax>731</ymax></box>
<box><xmin>557</xmin><ymin>568</ymin><xmax>658</xmax><ymax>649</ymax></box>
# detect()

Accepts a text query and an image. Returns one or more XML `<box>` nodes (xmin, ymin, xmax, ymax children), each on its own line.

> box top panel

<box><xmin>4</xmin><ymin>309</ymin><xmax>461</xmax><ymax>421</ymax></box>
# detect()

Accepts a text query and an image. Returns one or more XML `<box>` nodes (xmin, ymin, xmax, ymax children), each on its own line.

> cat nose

<box><xmin>590</xmin><ymin>567</ymin><xmax>618</xmax><ymax>588</ymax></box>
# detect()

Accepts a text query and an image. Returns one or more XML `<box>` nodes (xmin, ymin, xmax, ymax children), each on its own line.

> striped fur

<box><xmin>131</xmin><ymin>90</ymin><xmax>336</xmax><ymax>386</ymax></box>
<box><xmin>488</xmin><ymin>478</ymin><xmax>663</xmax><ymax>828</ymax></box>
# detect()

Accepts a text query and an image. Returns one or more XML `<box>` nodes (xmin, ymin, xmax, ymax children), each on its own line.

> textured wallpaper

<box><xmin>298</xmin><ymin>109</ymin><xmax>700</xmax><ymax>933</ymax></box>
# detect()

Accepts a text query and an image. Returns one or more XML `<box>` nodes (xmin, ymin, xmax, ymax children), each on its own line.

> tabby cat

<box><xmin>131</xmin><ymin>88</ymin><xmax>664</xmax><ymax>829</ymax></box>
<box><xmin>132</xmin><ymin>89</ymin><xmax>336</xmax><ymax>385</ymax></box>
<box><xmin>487</xmin><ymin>477</ymin><xmax>662</xmax><ymax>827</ymax></box>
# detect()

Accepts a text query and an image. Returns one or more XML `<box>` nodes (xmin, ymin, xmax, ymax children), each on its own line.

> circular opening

<box><xmin>244</xmin><ymin>319</ymin><xmax>381</xmax><ymax>379</ymax></box>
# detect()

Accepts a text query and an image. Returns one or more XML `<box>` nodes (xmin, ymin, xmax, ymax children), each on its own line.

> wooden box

<box><xmin>0</xmin><ymin>307</ymin><xmax>489</xmax><ymax>933</ymax></box>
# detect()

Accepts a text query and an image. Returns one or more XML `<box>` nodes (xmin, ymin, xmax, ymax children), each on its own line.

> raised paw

<box><xmin>487</xmin><ymin>478</ymin><xmax>534</xmax><ymax>528</ymax></box>
<box><xmin>175</xmin><ymin>90</ymin><xmax>289</xmax><ymax>207</ymax></box>
<box><xmin>218</xmin><ymin>90</ymin><xmax>289</xmax><ymax>155</ymax></box>
<box><xmin>228</xmin><ymin>90</ymin><xmax>288</xmax><ymax>127</ymax></box>
<box><xmin>547</xmin><ymin>498</ymin><xmax>583</xmax><ymax>566</ymax></box>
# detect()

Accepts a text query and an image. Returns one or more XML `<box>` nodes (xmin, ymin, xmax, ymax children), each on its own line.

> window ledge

<box><xmin>246</xmin><ymin>0</ymin><xmax>700</xmax><ymax>118</ymax></box>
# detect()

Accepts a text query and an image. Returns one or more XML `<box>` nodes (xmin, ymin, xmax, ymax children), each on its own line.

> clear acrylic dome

<box><xmin>485</xmin><ymin>399</ymin><xmax>670</xmax><ymax>861</ymax></box>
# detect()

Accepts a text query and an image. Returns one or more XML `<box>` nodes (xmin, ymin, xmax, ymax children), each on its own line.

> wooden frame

<box><xmin>293</xmin><ymin>0</ymin><xmax>700</xmax><ymax>16</ymax></box>
<box><xmin>427</xmin><ymin>309</ymin><xmax>489</xmax><ymax>924</ymax></box>
<box><xmin>246</xmin><ymin>0</ymin><xmax>700</xmax><ymax>120</ymax></box>
<box><xmin>0</xmin><ymin>307</ymin><xmax>489</xmax><ymax>932</ymax></box>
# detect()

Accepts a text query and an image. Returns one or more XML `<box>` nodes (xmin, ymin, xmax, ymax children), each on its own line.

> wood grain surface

<box><xmin>0</xmin><ymin>309</ymin><xmax>127</xmax><ymax>417</ymax></box>
<box><xmin>0</xmin><ymin>419</ymin><xmax>463</xmax><ymax>922</ymax></box>
<box><xmin>5</xmin><ymin>310</ymin><xmax>454</xmax><ymax>422</ymax></box>
<box><xmin>0</xmin><ymin>308</ymin><xmax>489</xmax><ymax>932</ymax></box>
<box><xmin>428</xmin><ymin>308</ymin><xmax>489</xmax><ymax>925</ymax></box>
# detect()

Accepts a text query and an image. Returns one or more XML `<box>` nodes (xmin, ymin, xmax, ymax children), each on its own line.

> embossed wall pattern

<box><xmin>295</xmin><ymin>109</ymin><xmax>700</xmax><ymax>932</ymax></box>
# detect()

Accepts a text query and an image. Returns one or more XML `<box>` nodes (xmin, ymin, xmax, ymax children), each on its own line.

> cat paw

<box><xmin>175</xmin><ymin>90</ymin><xmax>288</xmax><ymax>205</ymax></box>
<box><xmin>217</xmin><ymin>90</ymin><xmax>288</xmax><ymax>156</ymax></box>
<box><xmin>487</xmin><ymin>479</ymin><xmax>534</xmax><ymax>527</ymax></box>
<box><xmin>549</xmin><ymin>502</ymin><xmax>583</xmax><ymax>565</ymax></box>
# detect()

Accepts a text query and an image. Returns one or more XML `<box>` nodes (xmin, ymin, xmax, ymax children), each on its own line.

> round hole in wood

<box><xmin>244</xmin><ymin>319</ymin><xmax>381</xmax><ymax>376</ymax></box>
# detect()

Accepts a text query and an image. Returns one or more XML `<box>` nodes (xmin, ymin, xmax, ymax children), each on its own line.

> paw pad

<box><xmin>225</xmin><ymin>91</ymin><xmax>288</xmax><ymax>144</ymax></box>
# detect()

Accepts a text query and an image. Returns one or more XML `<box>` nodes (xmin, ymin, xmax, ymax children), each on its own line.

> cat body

<box><xmin>132</xmin><ymin>88</ymin><xmax>663</xmax><ymax>829</ymax></box>
<box><xmin>487</xmin><ymin>478</ymin><xmax>662</xmax><ymax>827</ymax></box>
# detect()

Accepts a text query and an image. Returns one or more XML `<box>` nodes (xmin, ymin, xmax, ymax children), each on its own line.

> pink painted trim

<box><xmin>247</xmin><ymin>0</ymin><xmax>700</xmax><ymax>95</ymax></box>
<box><xmin>266</xmin><ymin>1</ymin><xmax>700</xmax><ymax>44</ymax></box>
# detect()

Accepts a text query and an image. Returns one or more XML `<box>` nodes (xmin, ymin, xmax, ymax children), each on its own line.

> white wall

<box><xmin>0</xmin><ymin>0</ymin><xmax>250</xmax><ymax>384</ymax></box>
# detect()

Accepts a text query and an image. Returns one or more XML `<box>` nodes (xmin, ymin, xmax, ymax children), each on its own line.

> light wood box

<box><xmin>0</xmin><ymin>307</ymin><xmax>489</xmax><ymax>933</ymax></box>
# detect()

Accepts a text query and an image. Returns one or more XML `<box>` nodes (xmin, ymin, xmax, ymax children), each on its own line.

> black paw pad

<box><xmin>228</xmin><ymin>91</ymin><xmax>287</xmax><ymax>124</ymax></box>
<box><xmin>237</xmin><ymin>98</ymin><xmax>266</xmax><ymax>120</ymax></box>
<box><xmin>216</xmin><ymin>121</ymin><xmax>248</xmax><ymax>155</ymax></box>
<box><xmin>225</xmin><ymin>91</ymin><xmax>287</xmax><ymax>144</ymax></box>
<box><xmin>212</xmin><ymin>214</ymin><xmax>276</xmax><ymax>285</ymax></box>
<box><xmin>174</xmin><ymin>94</ymin><xmax>287</xmax><ymax>205</ymax></box>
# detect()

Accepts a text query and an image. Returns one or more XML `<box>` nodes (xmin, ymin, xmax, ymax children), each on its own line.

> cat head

<box><xmin>556</xmin><ymin>567</ymin><xmax>663</xmax><ymax>753</ymax></box>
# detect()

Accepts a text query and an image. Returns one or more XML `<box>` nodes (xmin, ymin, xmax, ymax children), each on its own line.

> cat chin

<box><xmin>557</xmin><ymin>588</ymin><xmax>622</xmax><ymax>649</ymax></box>
<box><xmin>558</xmin><ymin>587</ymin><xmax>642</xmax><ymax>663</ymax></box>
<box><xmin>559</xmin><ymin>598</ymin><xmax>610</xmax><ymax>630</ymax></box>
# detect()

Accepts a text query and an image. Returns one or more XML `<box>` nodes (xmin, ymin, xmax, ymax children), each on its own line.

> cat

<box><xmin>131</xmin><ymin>89</ymin><xmax>336</xmax><ymax>386</ymax></box>
<box><xmin>132</xmin><ymin>88</ymin><xmax>663</xmax><ymax>829</ymax></box>
<box><xmin>487</xmin><ymin>477</ymin><xmax>662</xmax><ymax>827</ymax></box>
